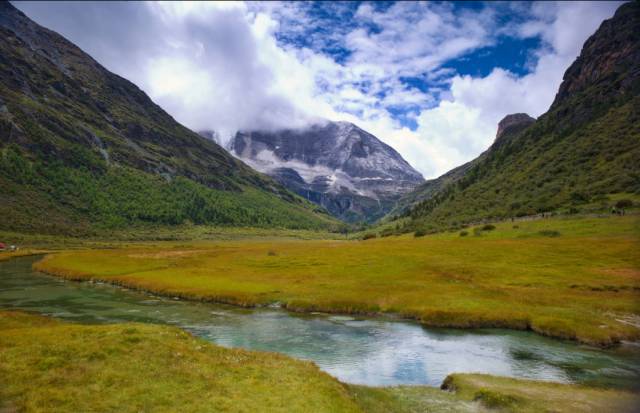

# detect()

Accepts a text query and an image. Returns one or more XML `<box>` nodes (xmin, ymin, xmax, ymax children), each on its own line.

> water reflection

<box><xmin>1</xmin><ymin>256</ymin><xmax>638</xmax><ymax>388</ymax></box>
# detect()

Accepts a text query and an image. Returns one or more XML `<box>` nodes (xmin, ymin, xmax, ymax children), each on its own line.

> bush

<box><xmin>380</xmin><ymin>228</ymin><xmax>395</xmax><ymax>237</ymax></box>
<box><xmin>570</xmin><ymin>191</ymin><xmax>590</xmax><ymax>204</ymax></box>
<box><xmin>615</xmin><ymin>199</ymin><xmax>633</xmax><ymax>209</ymax></box>
<box><xmin>414</xmin><ymin>230</ymin><xmax>427</xmax><ymax>237</ymax></box>
<box><xmin>512</xmin><ymin>225</ymin><xmax>519</xmax><ymax>229</ymax></box>
<box><xmin>473</xmin><ymin>389</ymin><xmax>521</xmax><ymax>409</ymax></box>
<box><xmin>362</xmin><ymin>233</ymin><xmax>377</xmax><ymax>240</ymax></box>
<box><xmin>539</xmin><ymin>230</ymin><xmax>561</xmax><ymax>237</ymax></box>
<box><xmin>481</xmin><ymin>224</ymin><xmax>496</xmax><ymax>231</ymax></box>
<box><xmin>459</xmin><ymin>231</ymin><xmax>468</xmax><ymax>237</ymax></box>
<box><xmin>267</xmin><ymin>250</ymin><xmax>277</xmax><ymax>256</ymax></box>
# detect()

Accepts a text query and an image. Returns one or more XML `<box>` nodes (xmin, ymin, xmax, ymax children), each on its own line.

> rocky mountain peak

<box><xmin>495</xmin><ymin>113</ymin><xmax>535</xmax><ymax>142</ymax></box>
<box><xmin>551</xmin><ymin>1</ymin><xmax>639</xmax><ymax>108</ymax></box>
<box><xmin>229</xmin><ymin>120</ymin><xmax>424</xmax><ymax>222</ymax></box>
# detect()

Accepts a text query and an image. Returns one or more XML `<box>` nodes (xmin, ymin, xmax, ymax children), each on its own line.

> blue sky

<box><xmin>14</xmin><ymin>1</ymin><xmax>623</xmax><ymax>177</ymax></box>
<box><xmin>271</xmin><ymin>1</ymin><xmax>543</xmax><ymax>128</ymax></box>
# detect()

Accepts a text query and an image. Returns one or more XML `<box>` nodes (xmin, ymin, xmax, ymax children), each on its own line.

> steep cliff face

<box><xmin>551</xmin><ymin>2</ymin><xmax>640</xmax><ymax>109</ymax></box>
<box><xmin>0</xmin><ymin>2</ymin><xmax>334</xmax><ymax>234</ymax></box>
<box><xmin>230</xmin><ymin>121</ymin><xmax>424</xmax><ymax>222</ymax></box>
<box><xmin>494</xmin><ymin>114</ymin><xmax>536</xmax><ymax>144</ymax></box>
<box><xmin>395</xmin><ymin>2</ymin><xmax>640</xmax><ymax>231</ymax></box>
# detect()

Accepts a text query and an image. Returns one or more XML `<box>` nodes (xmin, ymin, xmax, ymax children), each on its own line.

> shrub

<box><xmin>481</xmin><ymin>224</ymin><xmax>496</xmax><ymax>231</ymax></box>
<box><xmin>267</xmin><ymin>250</ymin><xmax>277</xmax><ymax>256</ymax></box>
<box><xmin>473</xmin><ymin>389</ymin><xmax>521</xmax><ymax>409</ymax></box>
<box><xmin>414</xmin><ymin>230</ymin><xmax>427</xmax><ymax>237</ymax></box>
<box><xmin>570</xmin><ymin>191</ymin><xmax>590</xmax><ymax>204</ymax></box>
<box><xmin>539</xmin><ymin>230</ymin><xmax>561</xmax><ymax>237</ymax></box>
<box><xmin>380</xmin><ymin>228</ymin><xmax>396</xmax><ymax>237</ymax></box>
<box><xmin>362</xmin><ymin>233</ymin><xmax>377</xmax><ymax>240</ymax></box>
<box><xmin>512</xmin><ymin>225</ymin><xmax>519</xmax><ymax>229</ymax></box>
<box><xmin>459</xmin><ymin>231</ymin><xmax>468</xmax><ymax>237</ymax></box>
<box><xmin>473</xmin><ymin>228</ymin><xmax>483</xmax><ymax>237</ymax></box>
<box><xmin>615</xmin><ymin>199</ymin><xmax>633</xmax><ymax>209</ymax></box>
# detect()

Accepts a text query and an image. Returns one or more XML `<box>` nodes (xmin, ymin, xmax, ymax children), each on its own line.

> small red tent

<box><xmin>0</xmin><ymin>243</ymin><xmax>6</xmax><ymax>250</ymax></box>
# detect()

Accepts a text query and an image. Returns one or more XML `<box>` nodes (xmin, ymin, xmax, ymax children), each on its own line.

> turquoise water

<box><xmin>1</xmin><ymin>255</ymin><xmax>639</xmax><ymax>388</ymax></box>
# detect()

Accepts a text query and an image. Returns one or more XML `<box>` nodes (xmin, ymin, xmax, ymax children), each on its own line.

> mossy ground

<box><xmin>2</xmin><ymin>312</ymin><xmax>638</xmax><ymax>413</ymax></box>
<box><xmin>33</xmin><ymin>214</ymin><xmax>640</xmax><ymax>346</ymax></box>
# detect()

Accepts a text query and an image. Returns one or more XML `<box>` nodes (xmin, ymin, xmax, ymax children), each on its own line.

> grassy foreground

<box><xmin>34</xmin><ymin>215</ymin><xmax>640</xmax><ymax>346</ymax></box>
<box><xmin>2</xmin><ymin>311</ymin><xmax>639</xmax><ymax>413</ymax></box>
<box><xmin>0</xmin><ymin>311</ymin><xmax>361</xmax><ymax>413</ymax></box>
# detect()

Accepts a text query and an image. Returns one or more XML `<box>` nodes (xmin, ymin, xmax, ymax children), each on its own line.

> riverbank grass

<box><xmin>34</xmin><ymin>215</ymin><xmax>640</xmax><ymax>346</ymax></box>
<box><xmin>440</xmin><ymin>373</ymin><xmax>640</xmax><ymax>412</ymax></box>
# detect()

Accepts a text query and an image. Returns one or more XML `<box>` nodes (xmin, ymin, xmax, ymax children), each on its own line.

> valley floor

<box><xmin>2</xmin><ymin>311</ymin><xmax>638</xmax><ymax>413</ymax></box>
<box><xmin>30</xmin><ymin>214</ymin><xmax>640</xmax><ymax>346</ymax></box>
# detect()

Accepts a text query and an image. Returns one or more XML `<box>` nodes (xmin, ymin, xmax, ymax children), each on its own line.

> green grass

<box><xmin>348</xmin><ymin>386</ymin><xmax>477</xmax><ymax>413</ymax></box>
<box><xmin>0</xmin><ymin>225</ymin><xmax>343</xmax><ymax>251</ymax></box>
<box><xmin>3</xmin><ymin>311</ymin><xmax>638</xmax><ymax>413</ymax></box>
<box><xmin>0</xmin><ymin>311</ymin><xmax>362</xmax><ymax>413</ymax></box>
<box><xmin>34</xmin><ymin>215</ymin><xmax>640</xmax><ymax>346</ymax></box>
<box><xmin>441</xmin><ymin>374</ymin><xmax>640</xmax><ymax>413</ymax></box>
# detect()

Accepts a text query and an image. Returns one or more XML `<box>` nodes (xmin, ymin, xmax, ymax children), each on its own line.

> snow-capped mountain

<box><xmin>227</xmin><ymin>121</ymin><xmax>424</xmax><ymax>222</ymax></box>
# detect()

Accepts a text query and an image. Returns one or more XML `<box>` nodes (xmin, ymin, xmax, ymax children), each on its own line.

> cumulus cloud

<box><xmin>13</xmin><ymin>1</ymin><xmax>309</xmax><ymax>137</ymax></box>
<box><xmin>13</xmin><ymin>1</ymin><xmax>622</xmax><ymax>178</ymax></box>
<box><xmin>403</xmin><ymin>1</ymin><xmax>622</xmax><ymax>177</ymax></box>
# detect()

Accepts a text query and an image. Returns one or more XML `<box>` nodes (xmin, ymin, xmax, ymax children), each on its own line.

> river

<box><xmin>1</xmin><ymin>255</ymin><xmax>638</xmax><ymax>388</ymax></box>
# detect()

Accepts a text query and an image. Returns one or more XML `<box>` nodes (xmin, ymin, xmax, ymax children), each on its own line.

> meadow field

<box><xmin>2</xmin><ymin>311</ymin><xmax>639</xmax><ymax>413</ymax></box>
<box><xmin>33</xmin><ymin>215</ymin><xmax>640</xmax><ymax>346</ymax></box>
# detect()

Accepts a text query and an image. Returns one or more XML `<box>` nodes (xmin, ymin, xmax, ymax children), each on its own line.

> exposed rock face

<box><xmin>551</xmin><ymin>1</ymin><xmax>640</xmax><ymax>109</ymax></box>
<box><xmin>495</xmin><ymin>114</ymin><xmax>535</xmax><ymax>142</ymax></box>
<box><xmin>230</xmin><ymin>121</ymin><xmax>424</xmax><ymax>222</ymax></box>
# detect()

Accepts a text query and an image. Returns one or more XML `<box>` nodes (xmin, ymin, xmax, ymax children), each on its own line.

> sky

<box><xmin>13</xmin><ymin>1</ymin><xmax>622</xmax><ymax>179</ymax></box>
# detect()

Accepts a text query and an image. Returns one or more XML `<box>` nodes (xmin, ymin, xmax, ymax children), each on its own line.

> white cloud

<box><xmin>402</xmin><ymin>1</ymin><xmax>622</xmax><ymax>177</ymax></box>
<box><xmin>13</xmin><ymin>1</ymin><xmax>623</xmax><ymax>178</ymax></box>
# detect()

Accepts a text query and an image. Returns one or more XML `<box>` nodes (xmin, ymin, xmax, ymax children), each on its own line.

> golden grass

<box><xmin>34</xmin><ymin>215</ymin><xmax>640</xmax><ymax>346</ymax></box>
<box><xmin>0</xmin><ymin>249</ymin><xmax>47</xmax><ymax>262</ymax></box>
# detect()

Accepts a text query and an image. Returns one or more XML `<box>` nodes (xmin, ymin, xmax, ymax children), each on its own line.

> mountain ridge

<box><xmin>391</xmin><ymin>1</ymin><xmax>640</xmax><ymax>233</ymax></box>
<box><xmin>0</xmin><ymin>2</ymin><xmax>335</xmax><ymax>234</ymax></box>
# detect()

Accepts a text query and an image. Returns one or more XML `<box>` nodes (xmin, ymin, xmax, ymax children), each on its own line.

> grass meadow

<box><xmin>33</xmin><ymin>214</ymin><xmax>640</xmax><ymax>346</ymax></box>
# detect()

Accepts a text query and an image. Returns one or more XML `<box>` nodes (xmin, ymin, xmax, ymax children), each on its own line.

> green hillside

<box><xmin>0</xmin><ymin>3</ymin><xmax>334</xmax><ymax>235</ymax></box>
<box><xmin>392</xmin><ymin>2</ymin><xmax>640</xmax><ymax>234</ymax></box>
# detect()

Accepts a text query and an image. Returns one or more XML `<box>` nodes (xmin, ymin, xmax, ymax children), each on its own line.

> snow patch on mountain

<box><xmin>227</xmin><ymin>120</ymin><xmax>424</xmax><ymax>222</ymax></box>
